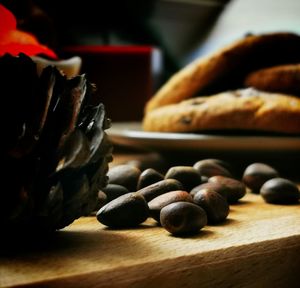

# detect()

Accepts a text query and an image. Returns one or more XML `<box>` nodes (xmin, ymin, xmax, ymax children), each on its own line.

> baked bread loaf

<box><xmin>145</xmin><ymin>32</ymin><xmax>300</xmax><ymax>113</ymax></box>
<box><xmin>142</xmin><ymin>88</ymin><xmax>300</xmax><ymax>134</ymax></box>
<box><xmin>244</xmin><ymin>64</ymin><xmax>300</xmax><ymax>95</ymax></box>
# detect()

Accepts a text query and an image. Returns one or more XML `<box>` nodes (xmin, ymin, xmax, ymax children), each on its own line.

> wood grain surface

<box><xmin>1</xmin><ymin>191</ymin><xmax>300</xmax><ymax>288</ymax></box>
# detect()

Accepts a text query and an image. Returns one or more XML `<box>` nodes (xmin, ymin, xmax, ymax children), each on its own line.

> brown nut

<box><xmin>260</xmin><ymin>177</ymin><xmax>300</xmax><ymax>204</ymax></box>
<box><xmin>148</xmin><ymin>190</ymin><xmax>193</xmax><ymax>222</ymax></box>
<box><xmin>107</xmin><ymin>164</ymin><xmax>141</xmax><ymax>191</ymax></box>
<box><xmin>193</xmin><ymin>188</ymin><xmax>229</xmax><ymax>224</ymax></box>
<box><xmin>193</xmin><ymin>159</ymin><xmax>232</xmax><ymax>178</ymax></box>
<box><xmin>190</xmin><ymin>182</ymin><xmax>228</xmax><ymax>199</ymax></box>
<box><xmin>96</xmin><ymin>192</ymin><xmax>149</xmax><ymax>228</ymax></box>
<box><xmin>137</xmin><ymin>179</ymin><xmax>183</xmax><ymax>202</ymax></box>
<box><xmin>165</xmin><ymin>166</ymin><xmax>202</xmax><ymax>191</ymax></box>
<box><xmin>208</xmin><ymin>176</ymin><xmax>246</xmax><ymax>203</ymax></box>
<box><xmin>160</xmin><ymin>202</ymin><xmax>207</xmax><ymax>236</ymax></box>
<box><xmin>242</xmin><ymin>162</ymin><xmax>279</xmax><ymax>193</ymax></box>
<box><xmin>102</xmin><ymin>184</ymin><xmax>129</xmax><ymax>203</ymax></box>
<box><xmin>94</xmin><ymin>190</ymin><xmax>108</xmax><ymax>211</ymax></box>
<box><xmin>137</xmin><ymin>168</ymin><xmax>164</xmax><ymax>190</ymax></box>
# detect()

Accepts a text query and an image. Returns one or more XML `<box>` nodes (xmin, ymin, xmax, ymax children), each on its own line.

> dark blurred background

<box><xmin>1</xmin><ymin>0</ymin><xmax>229</xmax><ymax>81</ymax></box>
<box><xmin>3</xmin><ymin>0</ymin><xmax>300</xmax><ymax>82</ymax></box>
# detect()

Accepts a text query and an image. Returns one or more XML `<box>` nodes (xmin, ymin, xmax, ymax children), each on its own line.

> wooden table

<box><xmin>1</xmin><ymin>152</ymin><xmax>300</xmax><ymax>288</ymax></box>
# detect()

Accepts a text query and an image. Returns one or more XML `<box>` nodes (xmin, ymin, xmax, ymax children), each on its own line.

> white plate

<box><xmin>107</xmin><ymin>122</ymin><xmax>300</xmax><ymax>154</ymax></box>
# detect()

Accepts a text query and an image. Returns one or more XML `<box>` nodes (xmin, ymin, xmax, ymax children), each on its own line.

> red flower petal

<box><xmin>0</xmin><ymin>30</ymin><xmax>39</xmax><ymax>45</ymax></box>
<box><xmin>0</xmin><ymin>43</ymin><xmax>57</xmax><ymax>58</ymax></box>
<box><xmin>0</xmin><ymin>4</ymin><xmax>16</xmax><ymax>35</ymax></box>
<box><xmin>0</xmin><ymin>4</ymin><xmax>57</xmax><ymax>59</ymax></box>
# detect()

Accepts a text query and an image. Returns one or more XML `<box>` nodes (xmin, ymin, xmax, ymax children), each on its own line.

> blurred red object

<box><xmin>0</xmin><ymin>4</ymin><xmax>56</xmax><ymax>58</ymax></box>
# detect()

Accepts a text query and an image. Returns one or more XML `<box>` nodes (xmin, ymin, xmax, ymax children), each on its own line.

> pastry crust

<box><xmin>142</xmin><ymin>88</ymin><xmax>300</xmax><ymax>134</ymax></box>
<box><xmin>245</xmin><ymin>64</ymin><xmax>300</xmax><ymax>95</ymax></box>
<box><xmin>145</xmin><ymin>32</ymin><xmax>300</xmax><ymax>113</ymax></box>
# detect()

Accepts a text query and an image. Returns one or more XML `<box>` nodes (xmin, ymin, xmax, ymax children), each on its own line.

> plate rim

<box><xmin>107</xmin><ymin>121</ymin><xmax>300</xmax><ymax>152</ymax></box>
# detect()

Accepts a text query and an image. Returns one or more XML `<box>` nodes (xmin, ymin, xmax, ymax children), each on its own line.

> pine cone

<box><xmin>0</xmin><ymin>53</ymin><xmax>113</xmax><ymax>233</ymax></box>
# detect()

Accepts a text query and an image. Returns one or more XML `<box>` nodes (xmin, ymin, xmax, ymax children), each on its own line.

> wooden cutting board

<box><xmin>1</xmin><ymin>192</ymin><xmax>299</xmax><ymax>288</ymax></box>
